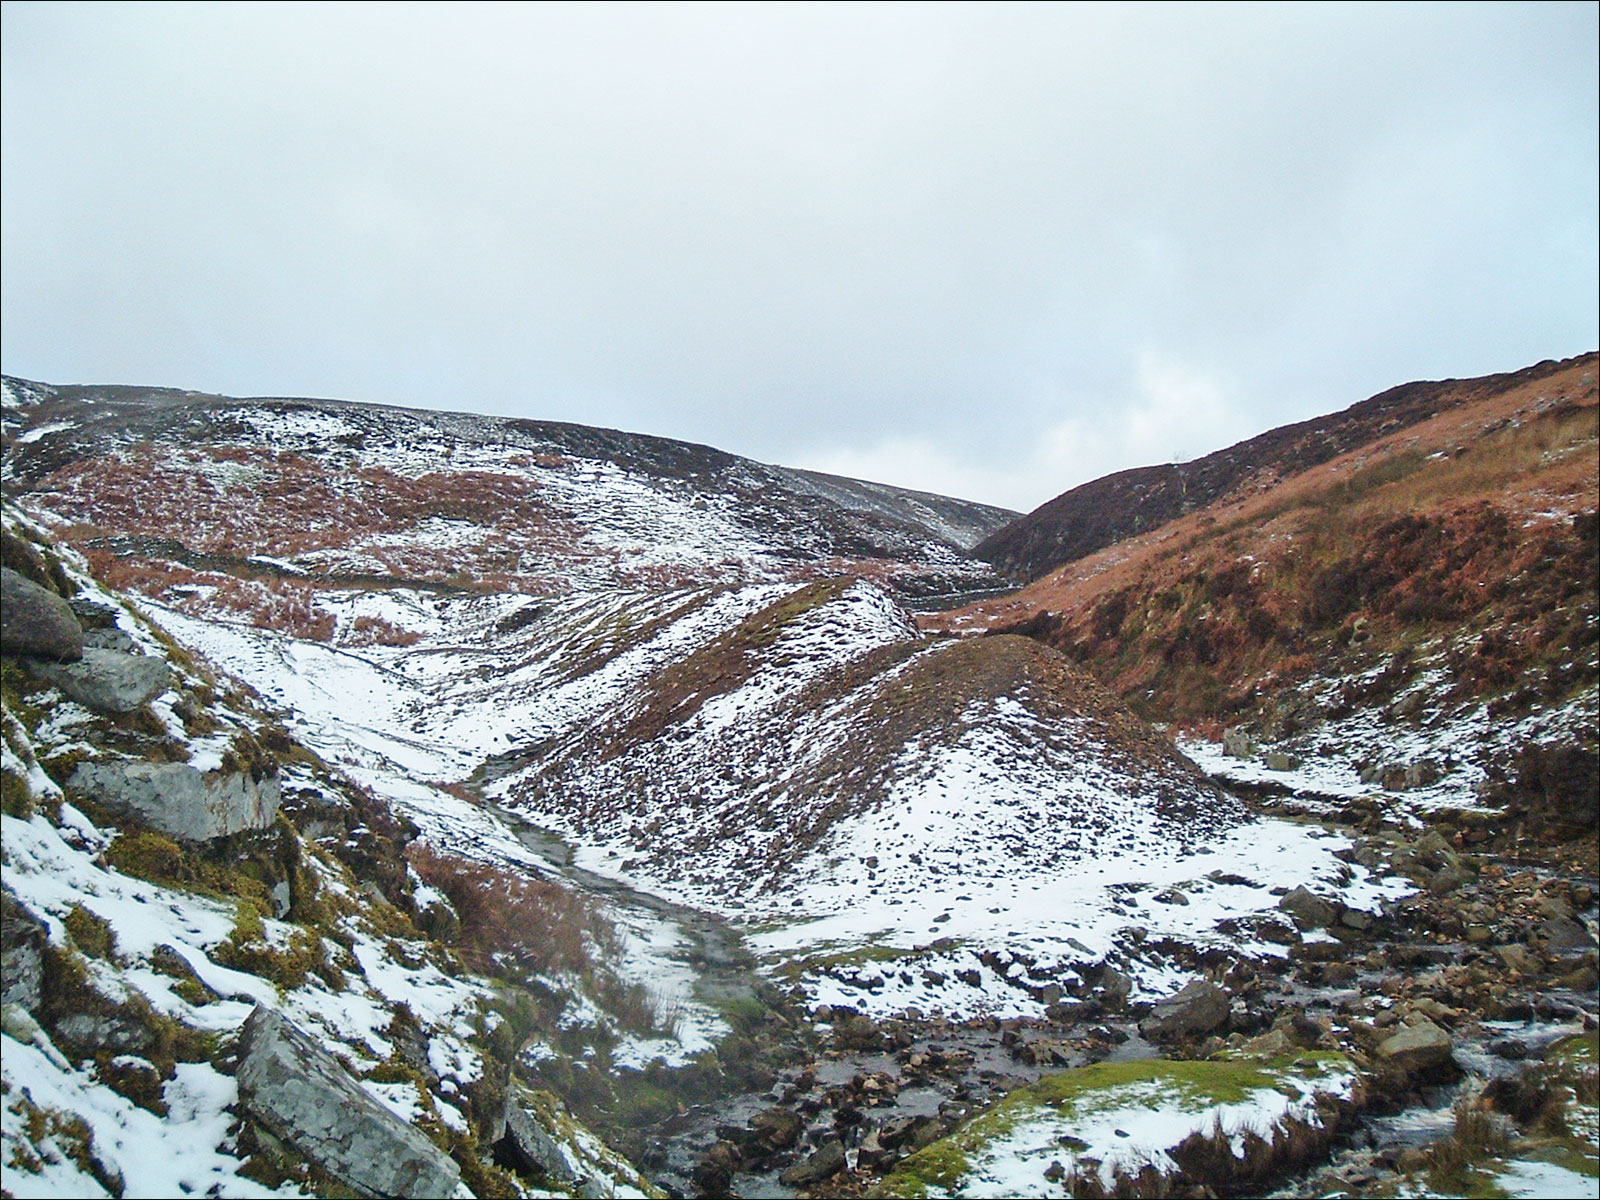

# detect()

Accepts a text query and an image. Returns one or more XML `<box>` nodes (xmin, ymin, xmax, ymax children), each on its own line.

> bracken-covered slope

<box><xmin>975</xmin><ymin>354</ymin><xmax>1595</xmax><ymax>584</ymax></box>
<box><xmin>0</xmin><ymin>376</ymin><xmax>1017</xmax><ymax>613</ymax></box>
<box><xmin>931</xmin><ymin>353</ymin><xmax>1599</xmax><ymax>852</ymax></box>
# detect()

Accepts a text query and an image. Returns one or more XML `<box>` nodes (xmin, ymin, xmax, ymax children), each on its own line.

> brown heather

<box><xmin>926</xmin><ymin>358</ymin><xmax>1599</xmax><ymax>727</ymax></box>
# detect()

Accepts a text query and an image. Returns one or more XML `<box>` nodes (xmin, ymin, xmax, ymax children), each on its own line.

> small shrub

<box><xmin>63</xmin><ymin>904</ymin><xmax>116</xmax><ymax>961</ymax></box>
<box><xmin>103</xmin><ymin>830</ymin><xmax>185</xmax><ymax>883</ymax></box>
<box><xmin>95</xmin><ymin>1054</ymin><xmax>168</xmax><ymax>1116</ymax></box>
<box><xmin>408</xmin><ymin>845</ymin><xmax>610</xmax><ymax>979</ymax></box>
<box><xmin>1</xmin><ymin>765</ymin><xmax>34</xmax><ymax>818</ymax></box>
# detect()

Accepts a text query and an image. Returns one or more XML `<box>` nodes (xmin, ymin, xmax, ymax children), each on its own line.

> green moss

<box><xmin>101</xmin><ymin>829</ymin><xmax>279</xmax><ymax>916</ymax></box>
<box><xmin>94</xmin><ymin>1054</ymin><xmax>168</xmax><ymax>1116</ymax></box>
<box><xmin>2</xmin><ymin>658</ymin><xmax>46</xmax><ymax>725</ymax></box>
<box><xmin>610</xmin><ymin>1076</ymin><xmax>682</xmax><ymax>1125</ymax></box>
<box><xmin>40</xmin><ymin>746</ymin><xmax>94</xmax><ymax>791</ymax></box>
<box><xmin>6</xmin><ymin>1094</ymin><xmax>114</xmax><ymax>1193</ymax></box>
<box><xmin>878</xmin><ymin>1139</ymin><xmax>967</xmax><ymax>1197</ymax></box>
<box><xmin>232</xmin><ymin>898</ymin><xmax>267</xmax><ymax>944</ymax></box>
<box><xmin>103</xmin><ymin>829</ymin><xmax>185</xmax><ymax>882</ymax></box>
<box><xmin>171</xmin><ymin>976</ymin><xmax>212</xmax><ymax>1007</ymax></box>
<box><xmin>1547</xmin><ymin>1030</ymin><xmax>1599</xmax><ymax>1071</ymax></box>
<box><xmin>447</xmin><ymin>1139</ymin><xmax>523</xmax><ymax>1200</ymax></box>
<box><xmin>216</xmin><ymin>906</ymin><xmax>328</xmax><ymax>993</ymax></box>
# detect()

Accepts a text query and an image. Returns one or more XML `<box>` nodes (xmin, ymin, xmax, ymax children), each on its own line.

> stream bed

<box><xmin>479</xmin><ymin>787</ymin><xmax>1597</xmax><ymax>1199</ymax></box>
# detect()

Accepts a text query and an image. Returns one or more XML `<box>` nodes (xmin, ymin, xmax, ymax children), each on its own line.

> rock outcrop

<box><xmin>1</xmin><ymin>890</ymin><xmax>47</xmax><ymax>1012</ymax></box>
<box><xmin>70</xmin><ymin>759</ymin><xmax>279</xmax><ymax>842</ymax></box>
<box><xmin>235</xmin><ymin>1005</ymin><xmax>461</xmax><ymax>1200</ymax></box>
<box><xmin>1</xmin><ymin>567</ymin><xmax>82</xmax><ymax>661</ymax></box>
<box><xmin>26</xmin><ymin>647</ymin><xmax>170</xmax><ymax>713</ymax></box>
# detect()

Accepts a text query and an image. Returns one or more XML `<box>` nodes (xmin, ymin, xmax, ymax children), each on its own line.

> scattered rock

<box><xmin>1539</xmin><ymin>916</ymin><xmax>1597</xmax><ymax>958</ymax></box>
<box><xmin>1263</xmin><ymin>751</ymin><xmax>1301</xmax><ymax>772</ymax></box>
<box><xmin>70</xmin><ymin>759</ymin><xmax>279</xmax><ymax>842</ymax></box>
<box><xmin>1099</xmin><ymin>966</ymin><xmax>1133</xmax><ymax>1008</ymax></box>
<box><xmin>1493</xmin><ymin>943</ymin><xmax>1544</xmax><ymax>978</ymax></box>
<box><xmin>81</xmin><ymin>627</ymin><xmax>139</xmax><ymax>654</ymax></box>
<box><xmin>1375</xmin><ymin>1017</ymin><xmax>1455</xmax><ymax>1075</ymax></box>
<box><xmin>236</xmin><ymin>1005</ymin><xmax>461</xmax><ymax>1199</ymax></box>
<box><xmin>1339</xmin><ymin>908</ymin><xmax>1375</xmax><ymax>931</ymax></box>
<box><xmin>1279</xmin><ymin>885</ymin><xmax>1339</xmax><ymax>929</ymax></box>
<box><xmin>832</xmin><ymin>1013</ymin><xmax>883</xmax><ymax>1051</ymax></box>
<box><xmin>1139</xmin><ymin>979</ymin><xmax>1230</xmax><ymax>1041</ymax></box>
<box><xmin>779</xmin><ymin>1139</ymin><xmax>845</xmax><ymax>1187</ymax></box>
<box><xmin>1387</xmin><ymin>692</ymin><xmax>1426</xmax><ymax>721</ymax></box>
<box><xmin>67</xmin><ymin>597</ymin><xmax>120</xmax><ymax>631</ymax></box>
<box><xmin>27</xmin><ymin>648</ymin><xmax>170</xmax><ymax>714</ymax></box>
<box><xmin>1</xmin><ymin>567</ymin><xmax>82</xmax><ymax>662</ymax></box>
<box><xmin>747</xmin><ymin>1106</ymin><xmax>803</xmax><ymax>1153</ymax></box>
<box><xmin>1403</xmin><ymin>759</ymin><xmax>1440</xmax><ymax>789</ymax></box>
<box><xmin>1222</xmin><ymin>726</ymin><xmax>1257</xmax><ymax>759</ymax></box>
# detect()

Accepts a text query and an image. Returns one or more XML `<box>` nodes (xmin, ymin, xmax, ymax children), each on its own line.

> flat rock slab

<box><xmin>236</xmin><ymin>1006</ymin><xmax>460</xmax><ymax>1200</ymax></box>
<box><xmin>1</xmin><ymin>567</ymin><xmax>82</xmax><ymax>661</ymax></box>
<box><xmin>27</xmin><ymin>647</ymin><xmax>169</xmax><ymax>713</ymax></box>
<box><xmin>70</xmin><ymin>759</ymin><xmax>279</xmax><ymax>842</ymax></box>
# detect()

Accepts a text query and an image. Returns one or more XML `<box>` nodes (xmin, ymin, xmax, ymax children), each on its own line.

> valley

<box><xmin>2</xmin><ymin>357</ymin><xmax>1595</xmax><ymax>1199</ymax></box>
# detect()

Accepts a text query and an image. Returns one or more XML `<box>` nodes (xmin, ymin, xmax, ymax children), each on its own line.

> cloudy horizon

<box><xmin>3</xmin><ymin>2</ymin><xmax>1595</xmax><ymax>512</ymax></box>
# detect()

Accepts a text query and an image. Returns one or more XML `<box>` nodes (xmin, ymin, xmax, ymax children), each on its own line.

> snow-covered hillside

<box><xmin>1</xmin><ymin>376</ymin><xmax>1014</xmax><ymax>606</ymax></box>
<box><xmin>134</xmin><ymin>564</ymin><xmax>1409</xmax><ymax>1024</ymax></box>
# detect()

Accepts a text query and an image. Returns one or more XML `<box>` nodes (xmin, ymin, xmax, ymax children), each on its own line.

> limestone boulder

<box><xmin>1376</xmin><ymin>1017</ymin><xmax>1456</xmax><ymax>1075</ymax></box>
<box><xmin>70</xmin><ymin>759</ymin><xmax>279</xmax><ymax>842</ymax></box>
<box><xmin>1</xmin><ymin>568</ymin><xmax>82</xmax><ymax>661</ymax></box>
<box><xmin>504</xmin><ymin>1102</ymin><xmax>579</xmax><ymax>1184</ymax></box>
<box><xmin>1140</xmin><ymin>979</ymin><xmax>1231</xmax><ymax>1041</ymax></box>
<box><xmin>27</xmin><ymin>648</ymin><xmax>170</xmax><ymax>714</ymax></box>
<box><xmin>235</xmin><ymin>1006</ymin><xmax>460</xmax><ymax>1200</ymax></box>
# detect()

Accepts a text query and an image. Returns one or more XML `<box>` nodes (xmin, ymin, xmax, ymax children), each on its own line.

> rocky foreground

<box><xmin>611</xmin><ymin>795</ymin><xmax>1595</xmax><ymax>1199</ymax></box>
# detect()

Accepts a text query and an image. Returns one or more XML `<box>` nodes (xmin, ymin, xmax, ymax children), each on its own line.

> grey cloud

<box><xmin>3</xmin><ymin>2</ymin><xmax>1595</xmax><ymax>509</ymax></box>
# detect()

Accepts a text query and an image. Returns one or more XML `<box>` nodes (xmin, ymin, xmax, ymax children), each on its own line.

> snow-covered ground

<box><xmin>880</xmin><ymin>1054</ymin><xmax>1357</xmax><ymax>1198</ymax></box>
<box><xmin>1179</xmin><ymin>661</ymin><xmax>1598</xmax><ymax>825</ymax></box>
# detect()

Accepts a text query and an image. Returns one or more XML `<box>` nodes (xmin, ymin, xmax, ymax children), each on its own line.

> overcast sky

<box><xmin>3</xmin><ymin>2</ymin><xmax>1595</xmax><ymax>511</ymax></box>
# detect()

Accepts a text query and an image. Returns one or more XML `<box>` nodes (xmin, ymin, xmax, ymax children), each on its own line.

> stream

<box><xmin>468</xmin><ymin>754</ymin><xmax>1598</xmax><ymax>1199</ymax></box>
